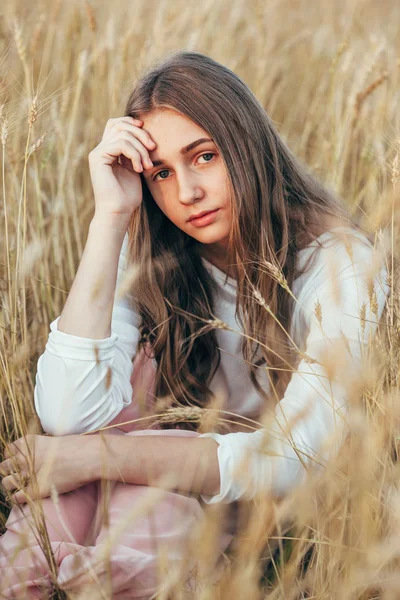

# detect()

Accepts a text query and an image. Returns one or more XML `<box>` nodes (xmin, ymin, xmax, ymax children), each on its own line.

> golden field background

<box><xmin>0</xmin><ymin>0</ymin><xmax>400</xmax><ymax>597</ymax></box>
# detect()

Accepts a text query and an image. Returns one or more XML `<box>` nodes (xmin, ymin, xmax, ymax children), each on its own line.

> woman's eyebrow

<box><xmin>150</xmin><ymin>137</ymin><xmax>214</xmax><ymax>167</ymax></box>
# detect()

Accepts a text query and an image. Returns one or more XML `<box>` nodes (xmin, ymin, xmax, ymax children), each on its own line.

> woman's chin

<box><xmin>189</xmin><ymin>227</ymin><xmax>229</xmax><ymax>246</ymax></box>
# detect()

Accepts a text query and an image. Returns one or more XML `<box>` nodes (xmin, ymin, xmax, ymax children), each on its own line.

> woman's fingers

<box><xmin>102</xmin><ymin>116</ymin><xmax>142</xmax><ymax>140</ymax></box>
<box><xmin>1</xmin><ymin>472</ymin><xmax>28</xmax><ymax>492</ymax></box>
<box><xmin>102</xmin><ymin>117</ymin><xmax>156</xmax><ymax>167</ymax></box>
<box><xmin>106</xmin><ymin>130</ymin><xmax>154</xmax><ymax>169</ymax></box>
<box><xmin>0</xmin><ymin>456</ymin><xmax>27</xmax><ymax>494</ymax></box>
<box><xmin>113</xmin><ymin>120</ymin><xmax>156</xmax><ymax>151</ymax></box>
<box><xmin>102</xmin><ymin>117</ymin><xmax>155</xmax><ymax>151</ymax></box>
<box><xmin>95</xmin><ymin>139</ymin><xmax>146</xmax><ymax>173</ymax></box>
<box><xmin>0</xmin><ymin>457</ymin><xmax>24</xmax><ymax>476</ymax></box>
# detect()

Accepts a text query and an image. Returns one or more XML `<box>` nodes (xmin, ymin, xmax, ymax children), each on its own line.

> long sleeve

<box><xmin>34</xmin><ymin>233</ymin><xmax>142</xmax><ymax>435</ymax></box>
<box><xmin>198</xmin><ymin>235</ymin><xmax>390</xmax><ymax>504</ymax></box>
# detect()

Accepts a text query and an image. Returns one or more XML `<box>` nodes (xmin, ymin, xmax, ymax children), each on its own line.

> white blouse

<box><xmin>34</xmin><ymin>227</ymin><xmax>390</xmax><ymax>504</ymax></box>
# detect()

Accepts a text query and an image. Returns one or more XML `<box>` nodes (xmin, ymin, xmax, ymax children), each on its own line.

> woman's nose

<box><xmin>177</xmin><ymin>172</ymin><xmax>204</xmax><ymax>205</ymax></box>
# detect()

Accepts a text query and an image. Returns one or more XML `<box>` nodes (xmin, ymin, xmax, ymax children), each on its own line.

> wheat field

<box><xmin>1</xmin><ymin>0</ymin><xmax>400</xmax><ymax>598</ymax></box>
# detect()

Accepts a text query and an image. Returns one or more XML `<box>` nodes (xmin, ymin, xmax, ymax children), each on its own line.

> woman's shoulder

<box><xmin>292</xmin><ymin>226</ymin><xmax>388</xmax><ymax>302</ymax></box>
<box><xmin>298</xmin><ymin>225</ymin><xmax>373</xmax><ymax>257</ymax></box>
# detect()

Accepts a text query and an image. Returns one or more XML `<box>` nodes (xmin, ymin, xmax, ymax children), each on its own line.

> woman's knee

<box><xmin>3</xmin><ymin>479</ymin><xmax>100</xmax><ymax>546</ymax></box>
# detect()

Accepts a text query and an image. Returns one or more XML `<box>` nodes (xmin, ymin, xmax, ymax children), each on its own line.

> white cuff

<box><xmin>198</xmin><ymin>431</ymin><xmax>272</xmax><ymax>504</ymax></box>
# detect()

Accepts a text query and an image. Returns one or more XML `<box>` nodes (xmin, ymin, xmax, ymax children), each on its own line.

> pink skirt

<box><xmin>0</xmin><ymin>349</ymin><xmax>237</xmax><ymax>599</ymax></box>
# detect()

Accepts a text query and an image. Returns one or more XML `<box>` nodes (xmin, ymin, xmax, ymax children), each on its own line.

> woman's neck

<box><xmin>197</xmin><ymin>243</ymin><xmax>236</xmax><ymax>279</ymax></box>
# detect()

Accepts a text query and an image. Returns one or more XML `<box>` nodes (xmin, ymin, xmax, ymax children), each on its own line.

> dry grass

<box><xmin>0</xmin><ymin>0</ymin><xmax>400</xmax><ymax>598</ymax></box>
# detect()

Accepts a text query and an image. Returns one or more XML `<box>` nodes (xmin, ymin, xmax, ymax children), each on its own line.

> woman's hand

<box><xmin>88</xmin><ymin>116</ymin><xmax>156</xmax><ymax>218</ymax></box>
<box><xmin>0</xmin><ymin>433</ymin><xmax>100</xmax><ymax>504</ymax></box>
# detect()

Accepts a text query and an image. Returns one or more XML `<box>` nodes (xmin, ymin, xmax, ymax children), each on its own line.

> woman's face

<box><xmin>141</xmin><ymin>108</ymin><xmax>232</xmax><ymax>252</ymax></box>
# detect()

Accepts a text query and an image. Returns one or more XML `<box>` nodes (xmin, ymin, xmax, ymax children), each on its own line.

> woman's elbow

<box><xmin>36</xmin><ymin>410</ymin><xmax>87</xmax><ymax>436</ymax></box>
<box><xmin>34</xmin><ymin>391</ymin><xmax>124</xmax><ymax>436</ymax></box>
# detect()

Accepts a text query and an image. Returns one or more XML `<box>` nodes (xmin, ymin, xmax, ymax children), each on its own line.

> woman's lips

<box><xmin>188</xmin><ymin>209</ymin><xmax>220</xmax><ymax>227</ymax></box>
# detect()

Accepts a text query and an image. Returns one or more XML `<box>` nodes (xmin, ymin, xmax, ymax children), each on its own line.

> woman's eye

<box><xmin>153</xmin><ymin>169</ymin><xmax>169</xmax><ymax>181</ymax></box>
<box><xmin>198</xmin><ymin>152</ymin><xmax>215</xmax><ymax>163</ymax></box>
<box><xmin>152</xmin><ymin>152</ymin><xmax>216</xmax><ymax>181</ymax></box>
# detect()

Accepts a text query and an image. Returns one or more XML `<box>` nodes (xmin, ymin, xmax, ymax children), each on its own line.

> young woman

<box><xmin>0</xmin><ymin>50</ymin><xmax>390</xmax><ymax>598</ymax></box>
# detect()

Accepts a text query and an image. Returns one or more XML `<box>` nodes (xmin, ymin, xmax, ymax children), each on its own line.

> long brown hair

<box><xmin>123</xmin><ymin>50</ymin><xmax>380</xmax><ymax>431</ymax></box>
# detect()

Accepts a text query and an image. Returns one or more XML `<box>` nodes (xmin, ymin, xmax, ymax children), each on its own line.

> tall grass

<box><xmin>0</xmin><ymin>0</ymin><xmax>399</xmax><ymax>597</ymax></box>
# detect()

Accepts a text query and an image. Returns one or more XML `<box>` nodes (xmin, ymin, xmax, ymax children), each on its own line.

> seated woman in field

<box><xmin>0</xmin><ymin>49</ymin><xmax>390</xmax><ymax>599</ymax></box>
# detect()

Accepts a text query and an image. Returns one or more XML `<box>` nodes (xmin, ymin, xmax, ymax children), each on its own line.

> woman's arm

<box><xmin>195</xmin><ymin>235</ymin><xmax>390</xmax><ymax>504</ymax></box>
<box><xmin>34</xmin><ymin>221</ymin><xmax>143</xmax><ymax>436</ymax></box>
<box><xmin>0</xmin><ymin>432</ymin><xmax>220</xmax><ymax>503</ymax></box>
<box><xmin>92</xmin><ymin>434</ymin><xmax>221</xmax><ymax>497</ymax></box>
<box><xmin>57</xmin><ymin>213</ymin><xmax>130</xmax><ymax>339</ymax></box>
